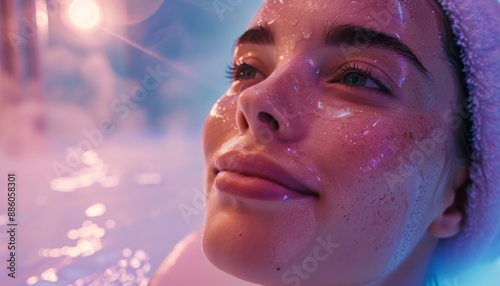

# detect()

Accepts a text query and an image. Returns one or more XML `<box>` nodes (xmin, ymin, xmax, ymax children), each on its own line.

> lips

<box><xmin>213</xmin><ymin>150</ymin><xmax>319</xmax><ymax>200</ymax></box>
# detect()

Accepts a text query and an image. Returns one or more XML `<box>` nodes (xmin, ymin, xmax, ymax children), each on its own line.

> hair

<box><xmin>434</xmin><ymin>1</ymin><xmax>472</xmax><ymax>163</ymax></box>
<box><xmin>426</xmin><ymin>1</ymin><xmax>472</xmax><ymax>283</ymax></box>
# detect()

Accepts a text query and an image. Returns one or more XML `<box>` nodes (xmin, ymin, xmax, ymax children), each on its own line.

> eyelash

<box><xmin>225</xmin><ymin>62</ymin><xmax>254</xmax><ymax>81</ymax></box>
<box><xmin>225</xmin><ymin>60</ymin><xmax>393</xmax><ymax>95</ymax></box>
<box><xmin>330</xmin><ymin>61</ymin><xmax>392</xmax><ymax>95</ymax></box>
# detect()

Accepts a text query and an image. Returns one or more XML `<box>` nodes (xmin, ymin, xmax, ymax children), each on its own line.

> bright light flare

<box><xmin>68</xmin><ymin>0</ymin><xmax>100</xmax><ymax>29</ymax></box>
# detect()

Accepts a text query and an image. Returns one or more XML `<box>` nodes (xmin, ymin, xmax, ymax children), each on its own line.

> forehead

<box><xmin>251</xmin><ymin>0</ymin><xmax>444</xmax><ymax>59</ymax></box>
<box><xmin>254</xmin><ymin>0</ymin><xmax>440</xmax><ymax>26</ymax></box>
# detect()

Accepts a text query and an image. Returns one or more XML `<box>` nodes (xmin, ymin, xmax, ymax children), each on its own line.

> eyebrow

<box><xmin>235</xmin><ymin>24</ymin><xmax>431</xmax><ymax>79</ymax></box>
<box><xmin>324</xmin><ymin>24</ymin><xmax>431</xmax><ymax>78</ymax></box>
<box><xmin>236</xmin><ymin>25</ymin><xmax>275</xmax><ymax>46</ymax></box>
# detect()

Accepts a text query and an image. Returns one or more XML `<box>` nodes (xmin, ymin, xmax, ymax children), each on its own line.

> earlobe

<box><xmin>428</xmin><ymin>206</ymin><xmax>462</xmax><ymax>238</ymax></box>
<box><xmin>428</xmin><ymin>165</ymin><xmax>469</xmax><ymax>238</ymax></box>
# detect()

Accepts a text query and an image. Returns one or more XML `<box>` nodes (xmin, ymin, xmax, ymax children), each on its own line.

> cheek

<box><xmin>311</xmin><ymin>112</ymin><xmax>447</xmax><ymax>272</ymax></box>
<box><xmin>315</xmin><ymin>112</ymin><xmax>445</xmax><ymax>193</ymax></box>
<box><xmin>202</xmin><ymin>94</ymin><xmax>238</xmax><ymax>156</ymax></box>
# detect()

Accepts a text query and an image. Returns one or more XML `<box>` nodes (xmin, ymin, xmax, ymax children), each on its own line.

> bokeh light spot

<box><xmin>86</xmin><ymin>203</ymin><xmax>106</xmax><ymax>217</ymax></box>
<box><xmin>69</xmin><ymin>0</ymin><xmax>100</xmax><ymax>29</ymax></box>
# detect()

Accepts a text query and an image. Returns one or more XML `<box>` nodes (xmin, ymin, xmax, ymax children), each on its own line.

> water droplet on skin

<box><xmin>317</xmin><ymin>102</ymin><xmax>324</xmax><ymax>110</ymax></box>
<box><xmin>398</xmin><ymin>76</ymin><xmax>406</xmax><ymax>88</ymax></box>
<box><xmin>293</xmin><ymin>85</ymin><xmax>299</xmax><ymax>93</ymax></box>
<box><xmin>306</xmin><ymin>58</ymin><xmax>315</xmax><ymax>67</ymax></box>
<box><xmin>210</xmin><ymin>103</ymin><xmax>224</xmax><ymax>119</ymax></box>
<box><xmin>267</xmin><ymin>19</ymin><xmax>276</xmax><ymax>25</ymax></box>
<box><xmin>327</xmin><ymin>108</ymin><xmax>352</xmax><ymax>118</ymax></box>
<box><xmin>302</xmin><ymin>31</ymin><xmax>312</xmax><ymax>39</ymax></box>
<box><xmin>279</xmin><ymin>55</ymin><xmax>284</xmax><ymax>60</ymax></box>
<box><xmin>305</xmin><ymin>93</ymin><xmax>313</xmax><ymax>103</ymax></box>
<box><xmin>279</xmin><ymin>0</ymin><xmax>285</xmax><ymax>4</ymax></box>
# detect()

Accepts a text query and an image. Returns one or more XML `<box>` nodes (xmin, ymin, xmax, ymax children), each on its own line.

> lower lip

<box><xmin>214</xmin><ymin>171</ymin><xmax>315</xmax><ymax>201</ymax></box>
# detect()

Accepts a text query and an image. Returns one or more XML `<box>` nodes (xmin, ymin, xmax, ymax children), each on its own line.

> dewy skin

<box><xmin>202</xmin><ymin>0</ymin><xmax>469</xmax><ymax>285</ymax></box>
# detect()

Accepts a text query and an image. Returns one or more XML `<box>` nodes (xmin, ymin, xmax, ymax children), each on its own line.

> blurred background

<box><xmin>0</xmin><ymin>0</ymin><xmax>262</xmax><ymax>285</ymax></box>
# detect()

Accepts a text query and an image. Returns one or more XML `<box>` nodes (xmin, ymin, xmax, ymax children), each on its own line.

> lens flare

<box><xmin>68</xmin><ymin>0</ymin><xmax>100</xmax><ymax>29</ymax></box>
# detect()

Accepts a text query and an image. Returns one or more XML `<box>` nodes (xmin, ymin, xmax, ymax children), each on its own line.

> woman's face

<box><xmin>202</xmin><ymin>0</ymin><xmax>461</xmax><ymax>285</ymax></box>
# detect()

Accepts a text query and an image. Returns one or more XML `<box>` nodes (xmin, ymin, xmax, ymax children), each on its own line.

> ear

<box><xmin>428</xmin><ymin>165</ymin><xmax>469</xmax><ymax>238</ymax></box>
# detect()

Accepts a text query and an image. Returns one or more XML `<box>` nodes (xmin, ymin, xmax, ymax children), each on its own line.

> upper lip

<box><xmin>214</xmin><ymin>150</ymin><xmax>319</xmax><ymax>198</ymax></box>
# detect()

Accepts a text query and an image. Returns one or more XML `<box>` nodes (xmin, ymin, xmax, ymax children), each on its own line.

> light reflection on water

<box><xmin>38</xmin><ymin>220</ymin><xmax>105</xmax><ymax>259</ymax></box>
<box><xmin>49</xmin><ymin>151</ymin><xmax>120</xmax><ymax>192</ymax></box>
<box><xmin>27</xmin><ymin>247</ymin><xmax>152</xmax><ymax>286</ymax></box>
<box><xmin>0</xmin><ymin>132</ymin><xmax>204</xmax><ymax>286</ymax></box>
<box><xmin>65</xmin><ymin>248</ymin><xmax>151</xmax><ymax>286</ymax></box>
<box><xmin>86</xmin><ymin>203</ymin><xmax>107</xmax><ymax>218</ymax></box>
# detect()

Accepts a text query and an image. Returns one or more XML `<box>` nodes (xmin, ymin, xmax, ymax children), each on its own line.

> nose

<box><xmin>235</xmin><ymin>68</ymin><xmax>307</xmax><ymax>144</ymax></box>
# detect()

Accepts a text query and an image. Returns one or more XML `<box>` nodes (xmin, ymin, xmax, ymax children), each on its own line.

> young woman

<box><xmin>151</xmin><ymin>0</ymin><xmax>500</xmax><ymax>285</ymax></box>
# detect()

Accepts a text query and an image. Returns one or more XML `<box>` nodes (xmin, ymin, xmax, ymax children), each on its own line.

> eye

<box><xmin>237</xmin><ymin>64</ymin><xmax>257</xmax><ymax>79</ymax></box>
<box><xmin>226</xmin><ymin>62</ymin><xmax>264</xmax><ymax>81</ymax></box>
<box><xmin>329</xmin><ymin>62</ymin><xmax>393</xmax><ymax>95</ymax></box>
<box><xmin>343</xmin><ymin>72</ymin><xmax>380</xmax><ymax>89</ymax></box>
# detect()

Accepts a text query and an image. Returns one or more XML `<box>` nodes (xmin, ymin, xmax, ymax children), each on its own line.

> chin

<box><xmin>202</xmin><ymin>206</ymin><xmax>413</xmax><ymax>286</ymax></box>
<box><xmin>201</xmin><ymin>197</ymin><xmax>323</xmax><ymax>285</ymax></box>
<box><xmin>202</xmin><ymin>220</ymin><xmax>279</xmax><ymax>285</ymax></box>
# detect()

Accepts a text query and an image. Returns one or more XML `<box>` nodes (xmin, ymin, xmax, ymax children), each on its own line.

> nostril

<box><xmin>258</xmin><ymin>112</ymin><xmax>279</xmax><ymax>131</ymax></box>
<box><xmin>236</xmin><ymin>109</ymin><xmax>250</xmax><ymax>131</ymax></box>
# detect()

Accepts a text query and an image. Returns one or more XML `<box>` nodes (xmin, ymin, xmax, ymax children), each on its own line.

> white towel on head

<box><xmin>436</xmin><ymin>0</ymin><xmax>500</xmax><ymax>267</ymax></box>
